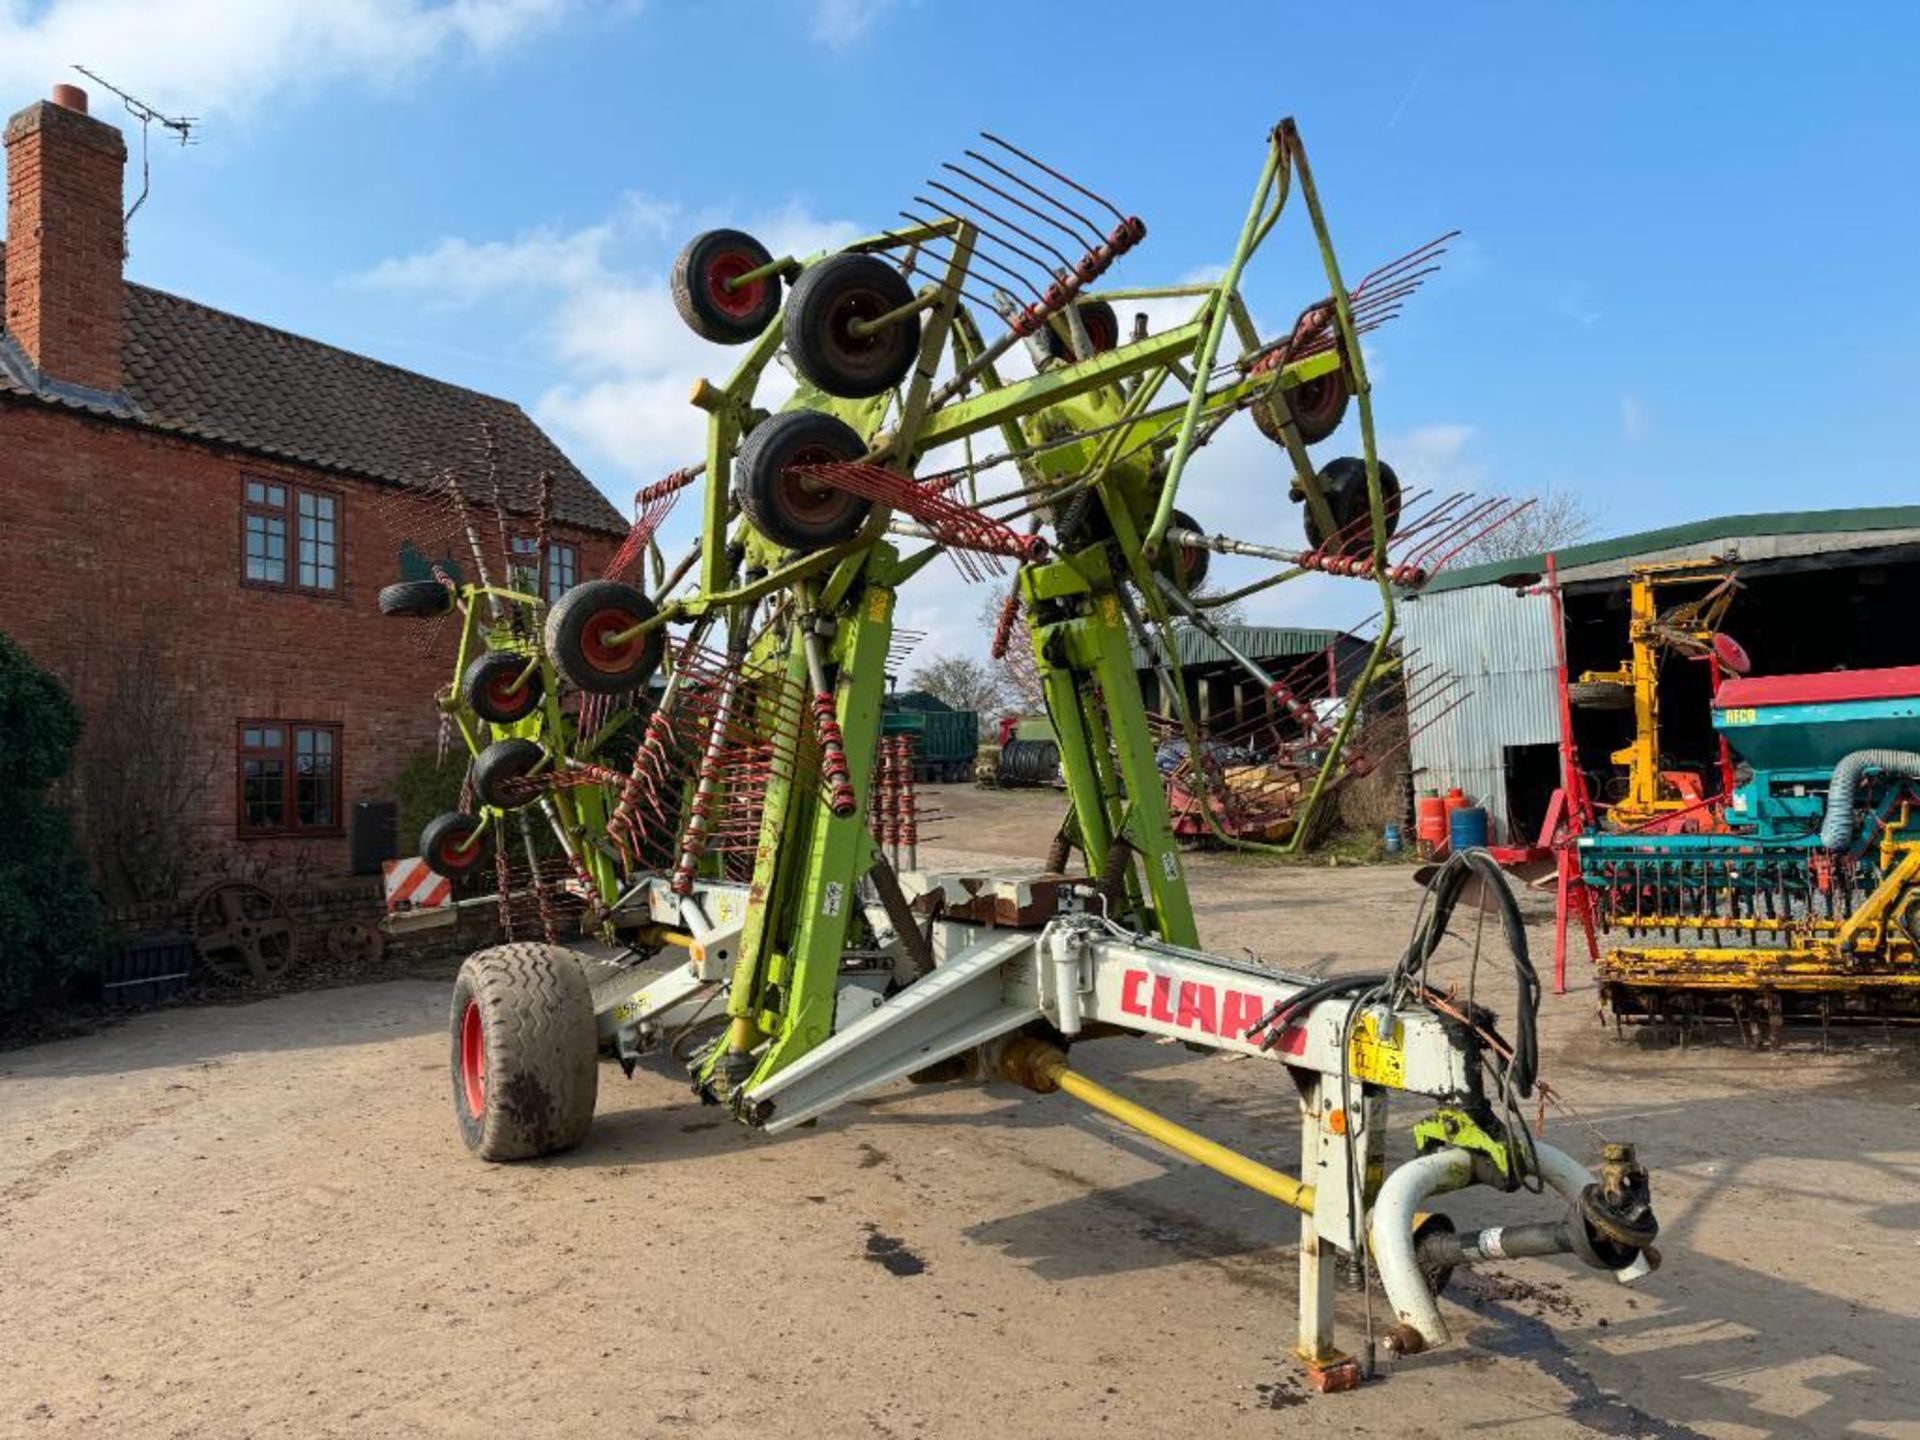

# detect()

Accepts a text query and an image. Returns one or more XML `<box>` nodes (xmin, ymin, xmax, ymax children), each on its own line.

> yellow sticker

<box><xmin>1098</xmin><ymin>595</ymin><xmax>1121</xmax><ymax>627</ymax></box>
<box><xmin>867</xmin><ymin>589</ymin><xmax>892</xmax><ymax>623</ymax></box>
<box><xmin>1347</xmin><ymin>1013</ymin><xmax>1405</xmax><ymax>1087</ymax></box>
<box><xmin>1720</xmin><ymin>707</ymin><xmax>1756</xmax><ymax>725</ymax></box>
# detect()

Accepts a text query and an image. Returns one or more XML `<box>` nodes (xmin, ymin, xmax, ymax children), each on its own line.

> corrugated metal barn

<box><xmin>1403</xmin><ymin>506</ymin><xmax>1920</xmax><ymax>842</ymax></box>
<box><xmin>1131</xmin><ymin>624</ymin><xmax>1370</xmax><ymax>725</ymax></box>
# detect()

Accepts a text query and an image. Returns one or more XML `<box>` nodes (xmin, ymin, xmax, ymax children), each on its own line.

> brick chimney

<box><xmin>4</xmin><ymin>83</ymin><xmax>127</xmax><ymax>394</ymax></box>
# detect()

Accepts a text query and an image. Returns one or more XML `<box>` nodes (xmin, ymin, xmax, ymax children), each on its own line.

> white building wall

<box><xmin>1400</xmin><ymin>584</ymin><xmax>1560</xmax><ymax>841</ymax></box>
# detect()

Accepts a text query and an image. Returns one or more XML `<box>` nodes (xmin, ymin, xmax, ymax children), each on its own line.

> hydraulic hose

<box><xmin>1395</xmin><ymin>849</ymin><xmax>1540</xmax><ymax>1099</ymax></box>
<box><xmin>1820</xmin><ymin>749</ymin><xmax>1920</xmax><ymax>850</ymax></box>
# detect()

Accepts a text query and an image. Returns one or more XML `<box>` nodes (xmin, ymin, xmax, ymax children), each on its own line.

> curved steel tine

<box><xmin>978</xmin><ymin>132</ymin><xmax>1132</xmax><ymax>225</ymax></box>
<box><xmin>961</xmin><ymin>148</ymin><xmax>1108</xmax><ymax>249</ymax></box>
<box><xmin>913</xmin><ymin>193</ymin><xmax>1060</xmax><ymax>286</ymax></box>
<box><xmin>899</xmin><ymin>209</ymin><xmax>1050</xmax><ymax>306</ymax></box>
<box><xmin>926</xmin><ymin>178</ymin><xmax>1081</xmax><ymax>275</ymax></box>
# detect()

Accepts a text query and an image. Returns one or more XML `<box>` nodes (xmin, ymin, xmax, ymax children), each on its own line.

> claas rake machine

<box><xmin>385</xmin><ymin>119</ymin><xmax>1662</xmax><ymax>1388</ymax></box>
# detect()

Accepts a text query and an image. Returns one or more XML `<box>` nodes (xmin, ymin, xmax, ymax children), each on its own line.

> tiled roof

<box><xmin>0</xmin><ymin>252</ymin><xmax>627</xmax><ymax>535</ymax></box>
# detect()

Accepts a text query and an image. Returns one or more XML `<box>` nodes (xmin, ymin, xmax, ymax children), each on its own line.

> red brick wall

<box><xmin>4</xmin><ymin>98</ymin><xmax>128</xmax><ymax>392</ymax></box>
<box><xmin>0</xmin><ymin>400</ymin><xmax>619</xmax><ymax>882</ymax></box>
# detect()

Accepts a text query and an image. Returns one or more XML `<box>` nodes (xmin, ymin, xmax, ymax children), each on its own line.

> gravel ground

<box><xmin>4</xmin><ymin>786</ymin><xmax>1917</xmax><ymax>1438</ymax></box>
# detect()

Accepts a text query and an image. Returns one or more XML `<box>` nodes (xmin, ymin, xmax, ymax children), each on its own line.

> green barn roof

<box><xmin>1422</xmin><ymin>505</ymin><xmax>1920</xmax><ymax>594</ymax></box>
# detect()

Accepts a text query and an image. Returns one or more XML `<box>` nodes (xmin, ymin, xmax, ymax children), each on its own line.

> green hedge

<box><xmin>0</xmin><ymin>635</ymin><xmax>104</xmax><ymax>1010</ymax></box>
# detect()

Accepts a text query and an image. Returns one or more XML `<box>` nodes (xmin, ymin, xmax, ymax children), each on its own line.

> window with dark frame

<box><xmin>508</xmin><ymin>536</ymin><xmax>579</xmax><ymax>603</ymax></box>
<box><xmin>243</xmin><ymin>477</ymin><xmax>340</xmax><ymax>593</ymax></box>
<box><xmin>238</xmin><ymin>723</ymin><xmax>341</xmax><ymax>836</ymax></box>
<box><xmin>547</xmin><ymin>541</ymin><xmax>577</xmax><ymax>602</ymax></box>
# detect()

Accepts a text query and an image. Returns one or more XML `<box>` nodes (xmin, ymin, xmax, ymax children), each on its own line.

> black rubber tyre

<box><xmin>1042</xmin><ymin>299</ymin><xmax>1122</xmax><ymax>361</ymax></box>
<box><xmin>736</xmin><ymin>409</ymin><xmax>873</xmax><ymax>551</ymax></box>
<box><xmin>1156</xmin><ymin>507</ymin><xmax>1211</xmax><ymax>595</ymax></box>
<box><xmin>421</xmin><ymin>811</ymin><xmax>486</xmax><ymax>880</ymax></box>
<box><xmin>1252</xmin><ymin>363</ymin><xmax>1350</xmax><ymax>446</ymax></box>
<box><xmin>544</xmin><ymin>579</ymin><xmax>665</xmax><ymax>695</ymax></box>
<box><xmin>471</xmin><ymin>738</ymin><xmax>547</xmax><ymax>810</ymax></box>
<box><xmin>378</xmin><ymin>579</ymin><xmax>454</xmax><ymax>618</ymax></box>
<box><xmin>450</xmin><ymin>944</ymin><xmax>598</xmax><ymax>1162</ymax></box>
<box><xmin>1304</xmin><ymin>456</ymin><xmax>1402</xmax><ymax>556</ymax></box>
<box><xmin>1568</xmin><ymin>680</ymin><xmax>1635</xmax><ymax>711</ymax></box>
<box><xmin>783</xmin><ymin>253</ymin><xmax>919</xmax><ymax>398</ymax></box>
<box><xmin>671</xmin><ymin>229</ymin><xmax>781</xmax><ymax>344</ymax></box>
<box><xmin>462</xmin><ymin>650</ymin><xmax>545</xmax><ymax>725</ymax></box>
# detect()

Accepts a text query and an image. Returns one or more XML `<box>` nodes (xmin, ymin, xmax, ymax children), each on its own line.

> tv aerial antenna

<box><xmin>70</xmin><ymin>65</ymin><xmax>199</xmax><ymax>236</ymax></box>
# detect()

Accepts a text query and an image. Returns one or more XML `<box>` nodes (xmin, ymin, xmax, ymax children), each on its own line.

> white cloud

<box><xmin>807</xmin><ymin>0</ymin><xmax>892</xmax><ymax>49</ymax></box>
<box><xmin>357</xmin><ymin>224</ymin><xmax>614</xmax><ymax>306</ymax></box>
<box><xmin>0</xmin><ymin>0</ymin><xmax>575</xmax><ymax>119</ymax></box>
<box><xmin>358</xmin><ymin>190</ymin><xmax>863</xmax><ymax>530</ymax></box>
<box><xmin>1620</xmin><ymin>393</ymin><xmax>1649</xmax><ymax>442</ymax></box>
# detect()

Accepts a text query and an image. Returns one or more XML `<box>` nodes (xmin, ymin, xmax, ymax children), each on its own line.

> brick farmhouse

<box><xmin>0</xmin><ymin>83</ymin><xmax>627</xmax><ymax>891</ymax></box>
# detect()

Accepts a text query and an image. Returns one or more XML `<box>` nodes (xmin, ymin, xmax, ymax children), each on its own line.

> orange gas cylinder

<box><xmin>1415</xmin><ymin>792</ymin><xmax>1448</xmax><ymax>846</ymax></box>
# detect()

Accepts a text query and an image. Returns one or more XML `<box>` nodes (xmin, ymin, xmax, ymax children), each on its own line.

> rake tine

<box><xmin>896</xmin><ymin>210</ymin><xmax>1050</xmax><ymax>308</ymax></box>
<box><xmin>1350</xmin><ymin>231</ymin><xmax>1457</xmax><ymax>296</ymax></box>
<box><xmin>1403</xmin><ymin>497</ymin><xmax>1507</xmax><ymax>568</ymax></box>
<box><xmin>926</xmin><ymin>179</ymin><xmax>1081</xmax><ymax>277</ymax></box>
<box><xmin>962</xmin><ymin>147</ymin><xmax>1108</xmax><ymax>249</ymax></box>
<box><xmin>944</xmin><ymin>160</ymin><xmax>1096</xmax><ymax>254</ymax></box>
<box><xmin>1418</xmin><ymin>498</ymin><xmax>1538</xmax><ymax>576</ymax></box>
<box><xmin>979</xmin><ymin>132</ymin><xmax>1132</xmax><ymax>226</ymax></box>
<box><xmin>911</xmin><ymin>195</ymin><xmax>1058</xmax><ymax>291</ymax></box>
<box><xmin>890</xmin><ymin>216</ymin><xmax>1044</xmax><ymax>312</ymax></box>
<box><xmin>877</xmin><ymin>216</ymin><xmax>1023</xmax><ymax>312</ymax></box>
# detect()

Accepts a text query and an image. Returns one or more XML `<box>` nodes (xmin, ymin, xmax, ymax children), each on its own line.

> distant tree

<box><xmin>1447</xmin><ymin>489</ymin><xmax>1600</xmax><ymax>568</ymax></box>
<box><xmin>906</xmin><ymin>654</ymin><xmax>1009</xmax><ymax>719</ymax></box>
<box><xmin>975</xmin><ymin>587</ymin><xmax>1047</xmax><ymax>713</ymax></box>
<box><xmin>1190</xmin><ymin>585</ymin><xmax>1249</xmax><ymax>627</ymax></box>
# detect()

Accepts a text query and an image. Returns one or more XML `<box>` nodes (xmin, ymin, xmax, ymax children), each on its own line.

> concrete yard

<box><xmin>4</xmin><ymin>787</ymin><xmax>1918</xmax><ymax>1438</ymax></box>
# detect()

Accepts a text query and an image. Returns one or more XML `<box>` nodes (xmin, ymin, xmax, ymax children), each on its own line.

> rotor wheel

<box><xmin>378</xmin><ymin>580</ymin><xmax>454</xmax><ymax>618</ymax></box>
<box><xmin>1251</xmin><ymin>358</ymin><xmax>1350</xmax><ymax>447</ymax></box>
<box><xmin>782</xmin><ymin>253</ymin><xmax>919</xmax><ymax>398</ymax></box>
<box><xmin>191</xmin><ymin>881</ymin><xmax>298</xmax><ymax>985</ymax></box>
<box><xmin>462</xmin><ymin>650</ymin><xmax>545</xmax><ymax>725</ymax></box>
<box><xmin>544</xmin><ymin>579</ymin><xmax>665</xmax><ymax>695</ymax></box>
<box><xmin>1042</xmin><ymin>299</ymin><xmax>1122</xmax><ymax>361</ymax></box>
<box><xmin>671</xmin><ymin>229</ymin><xmax>781</xmax><ymax>344</ymax></box>
<box><xmin>450</xmin><ymin>944</ymin><xmax>599</xmax><ymax>1162</ymax></box>
<box><xmin>471</xmin><ymin>738</ymin><xmax>548</xmax><ymax>810</ymax></box>
<box><xmin>736</xmin><ymin>408</ymin><xmax>873</xmax><ymax>551</ymax></box>
<box><xmin>1303</xmin><ymin>456</ymin><xmax>1402</xmax><ymax>557</ymax></box>
<box><xmin>1156</xmin><ymin>507</ymin><xmax>1211</xmax><ymax>595</ymax></box>
<box><xmin>421</xmin><ymin>811</ymin><xmax>487</xmax><ymax>881</ymax></box>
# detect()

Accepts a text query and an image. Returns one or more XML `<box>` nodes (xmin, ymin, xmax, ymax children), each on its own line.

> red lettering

<box><xmin>1120</xmin><ymin>969</ymin><xmax>1148</xmax><ymax>1017</ymax></box>
<box><xmin>1149</xmin><ymin>974</ymin><xmax>1175</xmax><ymax>1023</ymax></box>
<box><xmin>1175</xmin><ymin>980</ymin><xmax>1218</xmax><ymax>1035</ymax></box>
<box><xmin>1218</xmin><ymin>988</ymin><xmax>1266</xmax><ymax>1041</ymax></box>
<box><xmin>1271</xmin><ymin>1023</ymin><xmax>1307</xmax><ymax>1057</ymax></box>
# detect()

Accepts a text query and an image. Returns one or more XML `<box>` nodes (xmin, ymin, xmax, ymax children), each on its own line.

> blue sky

<box><xmin>6</xmin><ymin>1</ymin><xmax>1915</xmax><ymax>653</ymax></box>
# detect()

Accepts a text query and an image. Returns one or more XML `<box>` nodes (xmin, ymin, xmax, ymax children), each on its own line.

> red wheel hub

<box><xmin>487</xmin><ymin>671</ymin><xmax>530</xmax><ymax>715</ymax></box>
<box><xmin>580</xmin><ymin>607</ymin><xmax>643</xmax><ymax>673</ymax></box>
<box><xmin>779</xmin><ymin>442</ymin><xmax>859</xmax><ymax>525</ymax></box>
<box><xmin>440</xmin><ymin>828</ymin><xmax>479</xmax><ymax>871</ymax></box>
<box><xmin>706</xmin><ymin>252</ymin><xmax>767</xmax><ymax>319</ymax></box>
<box><xmin>1293</xmin><ymin>372</ymin><xmax>1344</xmax><ymax>426</ymax></box>
<box><xmin>459</xmin><ymin>999</ymin><xmax>486</xmax><ymax>1118</ymax></box>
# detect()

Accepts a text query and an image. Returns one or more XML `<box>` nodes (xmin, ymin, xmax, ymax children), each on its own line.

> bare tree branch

<box><xmin>1448</xmin><ymin>489</ymin><xmax>1601</xmax><ymax>569</ymax></box>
